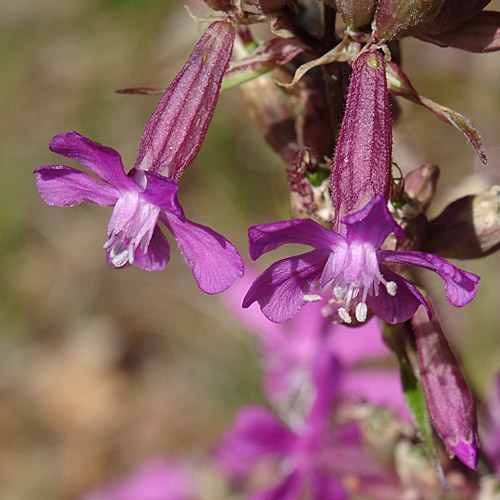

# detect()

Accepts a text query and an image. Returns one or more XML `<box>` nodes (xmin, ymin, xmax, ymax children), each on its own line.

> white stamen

<box><xmin>355</xmin><ymin>302</ymin><xmax>367</xmax><ymax>322</ymax></box>
<box><xmin>333</xmin><ymin>286</ymin><xmax>345</xmax><ymax>299</ymax></box>
<box><xmin>128</xmin><ymin>242</ymin><xmax>135</xmax><ymax>265</ymax></box>
<box><xmin>103</xmin><ymin>238</ymin><xmax>114</xmax><ymax>250</ymax></box>
<box><xmin>111</xmin><ymin>249</ymin><xmax>129</xmax><ymax>267</ymax></box>
<box><xmin>385</xmin><ymin>281</ymin><xmax>397</xmax><ymax>296</ymax></box>
<box><xmin>109</xmin><ymin>240</ymin><xmax>130</xmax><ymax>267</ymax></box>
<box><xmin>303</xmin><ymin>294</ymin><xmax>322</xmax><ymax>303</ymax></box>
<box><xmin>338</xmin><ymin>308</ymin><xmax>352</xmax><ymax>324</ymax></box>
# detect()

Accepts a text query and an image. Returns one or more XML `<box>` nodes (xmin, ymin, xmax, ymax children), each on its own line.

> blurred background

<box><xmin>0</xmin><ymin>0</ymin><xmax>499</xmax><ymax>498</ymax></box>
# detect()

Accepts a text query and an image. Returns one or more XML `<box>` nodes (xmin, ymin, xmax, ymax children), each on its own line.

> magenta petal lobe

<box><xmin>49</xmin><ymin>131</ymin><xmax>134</xmax><ymax>190</ymax></box>
<box><xmin>248</xmin><ymin>218</ymin><xmax>343</xmax><ymax>261</ymax></box>
<box><xmin>34</xmin><ymin>165</ymin><xmax>118</xmax><ymax>207</ymax></box>
<box><xmin>243</xmin><ymin>250</ymin><xmax>330</xmax><ymax>323</ymax></box>
<box><xmin>378</xmin><ymin>249</ymin><xmax>479</xmax><ymax>307</ymax></box>
<box><xmin>164</xmin><ymin>214</ymin><xmax>243</xmax><ymax>294</ymax></box>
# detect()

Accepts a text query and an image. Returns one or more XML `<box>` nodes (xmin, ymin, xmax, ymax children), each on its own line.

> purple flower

<box><xmin>34</xmin><ymin>22</ymin><xmax>244</xmax><ymax>294</ymax></box>
<box><xmin>243</xmin><ymin>195</ymin><xmax>479</xmax><ymax>324</ymax></box>
<box><xmin>216</xmin><ymin>350</ymin><xmax>392</xmax><ymax>500</ymax></box>
<box><xmin>222</xmin><ymin>271</ymin><xmax>408</xmax><ymax>419</ymax></box>
<box><xmin>82</xmin><ymin>458</ymin><xmax>194</xmax><ymax>500</ymax></box>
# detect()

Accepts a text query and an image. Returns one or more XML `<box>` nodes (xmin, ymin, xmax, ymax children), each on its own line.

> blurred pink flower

<box><xmin>82</xmin><ymin>458</ymin><xmax>194</xmax><ymax>500</ymax></box>
<box><xmin>222</xmin><ymin>266</ymin><xmax>409</xmax><ymax>420</ymax></box>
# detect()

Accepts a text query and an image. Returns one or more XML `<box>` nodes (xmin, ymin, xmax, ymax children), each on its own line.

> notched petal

<box><xmin>48</xmin><ymin>131</ymin><xmax>134</xmax><ymax>189</ymax></box>
<box><xmin>34</xmin><ymin>165</ymin><xmax>119</xmax><ymax>207</ymax></box>
<box><xmin>378</xmin><ymin>249</ymin><xmax>480</xmax><ymax>307</ymax></box>
<box><xmin>243</xmin><ymin>250</ymin><xmax>329</xmax><ymax>323</ymax></box>
<box><xmin>248</xmin><ymin>218</ymin><xmax>343</xmax><ymax>261</ymax></box>
<box><xmin>164</xmin><ymin>214</ymin><xmax>243</xmax><ymax>294</ymax></box>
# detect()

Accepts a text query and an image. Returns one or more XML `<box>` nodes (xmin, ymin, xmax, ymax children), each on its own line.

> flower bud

<box><xmin>423</xmin><ymin>186</ymin><xmax>500</xmax><ymax>259</ymax></box>
<box><xmin>330</xmin><ymin>0</ymin><xmax>377</xmax><ymax>29</ymax></box>
<box><xmin>330</xmin><ymin>50</ymin><xmax>392</xmax><ymax>223</ymax></box>
<box><xmin>374</xmin><ymin>0</ymin><xmax>446</xmax><ymax>40</ymax></box>
<box><xmin>412</xmin><ymin>305</ymin><xmax>479</xmax><ymax>470</ymax></box>
<box><xmin>403</xmin><ymin>164</ymin><xmax>440</xmax><ymax>211</ymax></box>
<box><xmin>417</xmin><ymin>0</ymin><xmax>490</xmax><ymax>35</ymax></box>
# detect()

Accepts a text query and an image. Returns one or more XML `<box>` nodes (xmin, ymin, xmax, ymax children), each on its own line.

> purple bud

<box><xmin>330</xmin><ymin>51</ymin><xmax>392</xmax><ymax>223</ymax></box>
<box><xmin>134</xmin><ymin>21</ymin><xmax>235</xmax><ymax>180</ymax></box>
<box><xmin>417</xmin><ymin>0</ymin><xmax>490</xmax><ymax>35</ymax></box>
<box><xmin>403</xmin><ymin>164</ymin><xmax>440</xmax><ymax>211</ymax></box>
<box><xmin>416</xmin><ymin>10</ymin><xmax>500</xmax><ymax>53</ymax></box>
<box><xmin>374</xmin><ymin>0</ymin><xmax>446</xmax><ymax>40</ymax></box>
<box><xmin>412</xmin><ymin>305</ymin><xmax>479</xmax><ymax>470</ymax></box>
<box><xmin>330</xmin><ymin>0</ymin><xmax>377</xmax><ymax>29</ymax></box>
<box><xmin>424</xmin><ymin>186</ymin><xmax>500</xmax><ymax>259</ymax></box>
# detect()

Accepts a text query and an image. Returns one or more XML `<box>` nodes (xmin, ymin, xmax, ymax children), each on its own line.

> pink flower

<box><xmin>243</xmin><ymin>195</ymin><xmax>479</xmax><ymax>324</ymax></box>
<box><xmin>82</xmin><ymin>458</ymin><xmax>193</xmax><ymax>500</ymax></box>
<box><xmin>34</xmin><ymin>22</ymin><xmax>243</xmax><ymax>293</ymax></box>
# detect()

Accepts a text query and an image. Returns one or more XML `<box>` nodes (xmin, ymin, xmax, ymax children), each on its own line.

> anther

<box><xmin>385</xmin><ymin>281</ymin><xmax>397</xmax><ymax>296</ymax></box>
<box><xmin>355</xmin><ymin>302</ymin><xmax>367</xmax><ymax>322</ymax></box>
<box><xmin>111</xmin><ymin>249</ymin><xmax>129</xmax><ymax>268</ymax></box>
<box><xmin>338</xmin><ymin>308</ymin><xmax>352</xmax><ymax>324</ymax></box>
<box><xmin>303</xmin><ymin>294</ymin><xmax>322</xmax><ymax>302</ymax></box>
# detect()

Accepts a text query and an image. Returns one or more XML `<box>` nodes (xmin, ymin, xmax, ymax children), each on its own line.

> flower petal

<box><xmin>215</xmin><ymin>406</ymin><xmax>294</xmax><ymax>480</ymax></box>
<box><xmin>248</xmin><ymin>219</ymin><xmax>343</xmax><ymax>260</ymax></box>
<box><xmin>342</xmin><ymin>195</ymin><xmax>404</xmax><ymax>247</ymax></box>
<box><xmin>243</xmin><ymin>250</ymin><xmax>330</xmax><ymax>323</ymax></box>
<box><xmin>49</xmin><ymin>131</ymin><xmax>135</xmax><ymax>190</ymax></box>
<box><xmin>142</xmin><ymin>172</ymin><xmax>185</xmax><ymax>219</ymax></box>
<box><xmin>82</xmin><ymin>459</ymin><xmax>193</xmax><ymax>500</ymax></box>
<box><xmin>378</xmin><ymin>250</ymin><xmax>479</xmax><ymax>307</ymax></box>
<box><xmin>366</xmin><ymin>266</ymin><xmax>427</xmax><ymax>324</ymax></box>
<box><xmin>327</xmin><ymin>319</ymin><xmax>388</xmax><ymax>364</ymax></box>
<box><xmin>308</xmin><ymin>352</ymin><xmax>342</xmax><ymax>429</ymax></box>
<box><xmin>163</xmin><ymin>214</ymin><xmax>243</xmax><ymax>294</ymax></box>
<box><xmin>134</xmin><ymin>21</ymin><xmax>235</xmax><ymax>180</ymax></box>
<box><xmin>341</xmin><ymin>369</ymin><xmax>410</xmax><ymax>420</ymax></box>
<box><xmin>132</xmin><ymin>226</ymin><xmax>171</xmax><ymax>271</ymax></box>
<box><xmin>249</xmin><ymin>472</ymin><xmax>302</xmax><ymax>500</ymax></box>
<box><xmin>34</xmin><ymin>165</ymin><xmax>118</xmax><ymax>207</ymax></box>
<box><xmin>311</xmin><ymin>473</ymin><xmax>347</xmax><ymax>500</ymax></box>
<box><xmin>220</xmin><ymin>268</ymin><xmax>287</xmax><ymax>346</ymax></box>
